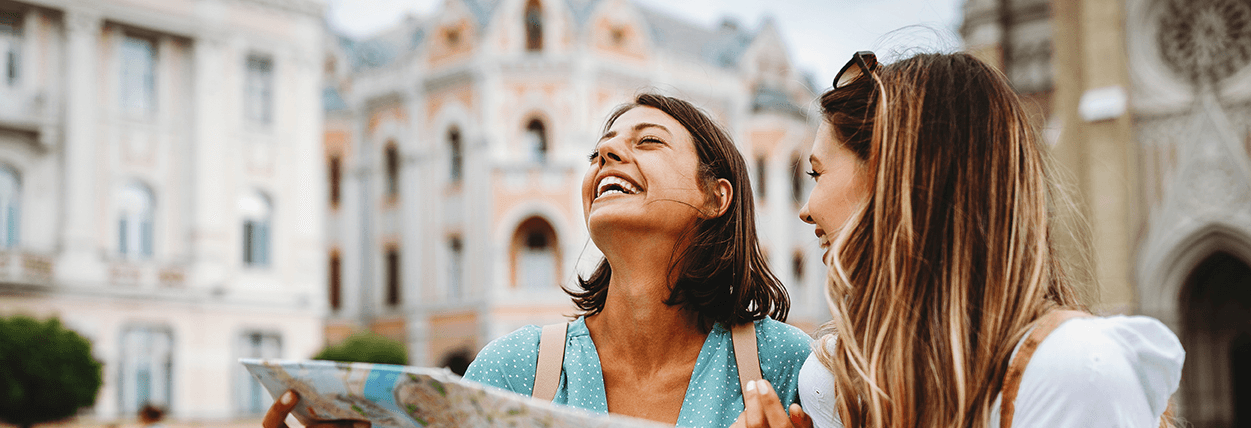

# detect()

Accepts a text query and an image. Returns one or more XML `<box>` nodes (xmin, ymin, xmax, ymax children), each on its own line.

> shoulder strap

<box><xmin>732</xmin><ymin>322</ymin><xmax>762</xmax><ymax>400</ymax></box>
<box><xmin>533</xmin><ymin>323</ymin><xmax>568</xmax><ymax>401</ymax></box>
<box><xmin>1000</xmin><ymin>310</ymin><xmax>1092</xmax><ymax>428</ymax></box>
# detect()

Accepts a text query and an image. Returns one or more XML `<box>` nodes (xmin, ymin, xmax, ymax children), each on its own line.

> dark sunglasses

<box><xmin>832</xmin><ymin>51</ymin><xmax>878</xmax><ymax>89</ymax></box>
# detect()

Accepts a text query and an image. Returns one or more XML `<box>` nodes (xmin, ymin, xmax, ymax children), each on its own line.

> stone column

<box><xmin>59</xmin><ymin>9</ymin><xmax>102</xmax><ymax>284</ymax></box>
<box><xmin>188</xmin><ymin>32</ymin><xmax>230</xmax><ymax>290</ymax></box>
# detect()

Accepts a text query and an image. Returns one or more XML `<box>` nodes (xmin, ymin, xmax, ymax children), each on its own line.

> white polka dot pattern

<box><xmin>463</xmin><ymin>317</ymin><xmax>812</xmax><ymax>427</ymax></box>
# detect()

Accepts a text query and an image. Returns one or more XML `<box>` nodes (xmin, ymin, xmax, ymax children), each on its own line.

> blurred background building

<box><xmin>963</xmin><ymin>0</ymin><xmax>1251</xmax><ymax>425</ymax></box>
<box><xmin>319</xmin><ymin>0</ymin><xmax>827</xmax><ymax>369</ymax></box>
<box><xmin>0</xmin><ymin>0</ymin><xmax>326</xmax><ymax>424</ymax></box>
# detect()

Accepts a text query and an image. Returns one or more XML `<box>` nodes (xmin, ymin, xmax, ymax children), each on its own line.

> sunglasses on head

<box><xmin>832</xmin><ymin>51</ymin><xmax>878</xmax><ymax>89</ymax></box>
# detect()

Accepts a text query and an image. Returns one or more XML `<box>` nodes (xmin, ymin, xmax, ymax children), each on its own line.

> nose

<box><xmin>597</xmin><ymin>138</ymin><xmax>627</xmax><ymax>166</ymax></box>
<box><xmin>798</xmin><ymin>203</ymin><xmax>814</xmax><ymax>224</ymax></box>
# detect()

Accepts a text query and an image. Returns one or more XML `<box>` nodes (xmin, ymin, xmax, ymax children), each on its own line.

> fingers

<box><xmin>263</xmin><ymin>390</ymin><xmax>298</xmax><ymax>428</ymax></box>
<box><xmin>740</xmin><ymin>380</ymin><xmax>794</xmax><ymax>428</ymax></box>
<box><xmin>756</xmin><ymin>380</ymin><xmax>792</xmax><ymax>428</ymax></box>
<box><xmin>741</xmin><ymin>380</ymin><xmax>766</xmax><ymax>427</ymax></box>
<box><xmin>789</xmin><ymin>403</ymin><xmax>813</xmax><ymax>428</ymax></box>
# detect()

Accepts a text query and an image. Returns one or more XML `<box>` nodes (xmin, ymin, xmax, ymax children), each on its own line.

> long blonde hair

<box><xmin>813</xmin><ymin>52</ymin><xmax>1084</xmax><ymax>427</ymax></box>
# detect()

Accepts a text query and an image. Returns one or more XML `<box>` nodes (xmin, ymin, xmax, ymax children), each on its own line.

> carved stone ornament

<box><xmin>1158</xmin><ymin>0</ymin><xmax>1251</xmax><ymax>85</ymax></box>
<box><xmin>64</xmin><ymin>10</ymin><xmax>102</xmax><ymax>35</ymax></box>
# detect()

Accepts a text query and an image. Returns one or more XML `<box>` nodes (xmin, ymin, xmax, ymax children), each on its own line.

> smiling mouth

<box><xmin>596</xmin><ymin>176</ymin><xmax>642</xmax><ymax>199</ymax></box>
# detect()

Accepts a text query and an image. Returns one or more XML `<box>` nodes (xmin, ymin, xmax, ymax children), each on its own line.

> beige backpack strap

<box><xmin>532</xmin><ymin>323</ymin><xmax>568</xmax><ymax>401</ymax></box>
<box><xmin>1000</xmin><ymin>310</ymin><xmax>1092</xmax><ymax>428</ymax></box>
<box><xmin>732</xmin><ymin>322</ymin><xmax>762</xmax><ymax>400</ymax></box>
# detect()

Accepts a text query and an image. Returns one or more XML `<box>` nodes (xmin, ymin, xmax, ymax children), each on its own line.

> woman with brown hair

<box><xmin>735</xmin><ymin>52</ymin><xmax>1184</xmax><ymax>428</ymax></box>
<box><xmin>460</xmin><ymin>93</ymin><xmax>810</xmax><ymax>427</ymax></box>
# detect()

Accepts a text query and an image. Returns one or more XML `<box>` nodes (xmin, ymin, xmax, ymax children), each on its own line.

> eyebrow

<box><xmin>598</xmin><ymin>122</ymin><xmax>671</xmax><ymax>142</ymax></box>
<box><xmin>808</xmin><ymin>154</ymin><xmax>819</xmax><ymax>167</ymax></box>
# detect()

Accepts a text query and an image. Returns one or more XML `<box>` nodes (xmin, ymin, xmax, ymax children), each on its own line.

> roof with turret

<box><xmin>332</xmin><ymin>0</ymin><xmax>759</xmax><ymax>73</ymax></box>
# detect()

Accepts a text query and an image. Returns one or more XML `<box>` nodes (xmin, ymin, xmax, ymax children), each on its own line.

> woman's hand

<box><xmin>731</xmin><ymin>380</ymin><xmax>813</xmax><ymax>428</ymax></box>
<box><xmin>263</xmin><ymin>390</ymin><xmax>370</xmax><ymax>428</ymax></box>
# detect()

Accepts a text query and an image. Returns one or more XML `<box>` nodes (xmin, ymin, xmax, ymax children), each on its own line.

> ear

<box><xmin>706</xmin><ymin>178</ymin><xmax>733</xmax><ymax>218</ymax></box>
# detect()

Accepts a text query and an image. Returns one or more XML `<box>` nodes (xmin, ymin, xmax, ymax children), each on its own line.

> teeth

<box><xmin>596</xmin><ymin>176</ymin><xmax>640</xmax><ymax>198</ymax></box>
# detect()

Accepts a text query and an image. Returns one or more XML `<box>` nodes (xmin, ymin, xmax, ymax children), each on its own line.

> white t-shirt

<box><xmin>798</xmin><ymin>316</ymin><xmax>1185</xmax><ymax>428</ymax></box>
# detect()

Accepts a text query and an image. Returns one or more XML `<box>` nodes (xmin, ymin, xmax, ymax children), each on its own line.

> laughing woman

<box><xmin>736</xmin><ymin>52</ymin><xmax>1185</xmax><ymax>428</ymax></box>
<box><xmin>461</xmin><ymin>93</ymin><xmax>811</xmax><ymax>427</ymax></box>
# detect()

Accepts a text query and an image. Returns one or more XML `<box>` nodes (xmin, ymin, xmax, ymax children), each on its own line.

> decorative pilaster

<box><xmin>58</xmin><ymin>9</ymin><xmax>103</xmax><ymax>283</ymax></box>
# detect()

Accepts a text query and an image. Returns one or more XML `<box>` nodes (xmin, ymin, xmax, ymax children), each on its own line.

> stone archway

<box><xmin>1180</xmin><ymin>252</ymin><xmax>1251</xmax><ymax>428</ymax></box>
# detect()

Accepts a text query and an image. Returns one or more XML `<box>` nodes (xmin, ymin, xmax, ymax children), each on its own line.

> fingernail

<box><xmin>745</xmin><ymin>380</ymin><xmax>757</xmax><ymax>392</ymax></box>
<box><xmin>761</xmin><ymin>380</ymin><xmax>773</xmax><ymax>393</ymax></box>
<box><xmin>281</xmin><ymin>391</ymin><xmax>294</xmax><ymax>404</ymax></box>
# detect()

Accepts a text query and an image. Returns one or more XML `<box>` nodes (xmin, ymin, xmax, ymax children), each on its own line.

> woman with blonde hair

<box><xmin>735</xmin><ymin>51</ymin><xmax>1184</xmax><ymax>428</ymax></box>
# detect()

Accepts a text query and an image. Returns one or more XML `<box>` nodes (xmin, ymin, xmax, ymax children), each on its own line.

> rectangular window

<box><xmin>236</xmin><ymin>331</ymin><xmax>281</xmax><ymax>414</ymax></box>
<box><xmin>328</xmin><ymin>156</ymin><xmax>341</xmax><ymax>207</ymax></box>
<box><xmin>385</xmin><ymin>248</ymin><xmax>400</xmax><ymax>306</ymax></box>
<box><xmin>245</xmin><ymin>55</ymin><xmax>273</xmax><ymax>125</ymax></box>
<box><xmin>119</xmin><ymin>326</ymin><xmax>173</xmax><ymax>415</ymax></box>
<box><xmin>329</xmin><ymin>252</ymin><xmax>341</xmax><ymax>311</ymax></box>
<box><xmin>244</xmin><ymin>221</ymin><xmax>270</xmax><ymax>266</ymax></box>
<box><xmin>120</xmin><ymin>35</ymin><xmax>156</xmax><ymax>116</ymax></box>
<box><xmin>0</xmin><ymin>10</ymin><xmax>21</xmax><ymax>88</ymax></box>
<box><xmin>448</xmin><ymin>238</ymin><xmax>462</xmax><ymax>299</ymax></box>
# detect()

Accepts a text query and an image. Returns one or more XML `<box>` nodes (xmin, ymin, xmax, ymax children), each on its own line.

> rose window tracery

<box><xmin>1158</xmin><ymin>0</ymin><xmax>1251</xmax><ymax>84</ymax></box>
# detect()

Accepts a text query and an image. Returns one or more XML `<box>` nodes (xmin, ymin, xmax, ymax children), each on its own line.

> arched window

<box><xmin>525</xmin><ymin>0</ymin><xmax>543</xmax><ymax>52</ymax></box>
<box><xmin>448</xmin><ymin>127</ymin><xmax>462</xmax><ymax>182</ymax></box>
<box><xmin>0</xmin><ymin>166</ymin><xmax>20</xmax><ymax>248</ymax></box>
<box><xmin>512</xmin><ymin>217</ymin><xmax>558</xmax><ymax>289</ymax></box>
<box><xmin>525</xmin><ymin>118</ymin><xmax>547</xmax><ymax>163</ymax></box>
<box><xmin>384</xmin><ymin>143</ymin><xmax>399</xmax><ymax>199</ymax></box>
<box><xmin>240</xmin><ymin>190</ymin><xmax>272</xmax><ymax>267</ymax></box>
<box><xmin>118</xmin><ymin>182</ymin><xmax>155</xmax><ymax>259</ymax></box>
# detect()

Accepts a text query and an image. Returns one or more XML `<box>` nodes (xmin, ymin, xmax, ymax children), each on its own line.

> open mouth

<box><xmin>596</xmin><ymin>175</ymin><xmax>641</xmax><ymax>199</ymax></box>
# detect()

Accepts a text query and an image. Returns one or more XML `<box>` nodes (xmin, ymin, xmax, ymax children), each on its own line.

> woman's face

<box><xmin>582</xmin><ymin>106</ymin><xmax>714</xmax><ymax>242</ymax></box>
<box><xmin>799</xmin><ymin>121</ymin><xmax>872</xmax><ymax>261</ymax></box>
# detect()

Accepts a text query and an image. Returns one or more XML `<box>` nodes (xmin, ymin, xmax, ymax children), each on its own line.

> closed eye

<box><xmin>588</xmin><ymin>150</ymin><xmax>599</xmax><ymax>162</ymax></box>
<box><xmin>806</xmin><ymin>170</ymin><xmax>820</xmax><ymax>179</ymax></box>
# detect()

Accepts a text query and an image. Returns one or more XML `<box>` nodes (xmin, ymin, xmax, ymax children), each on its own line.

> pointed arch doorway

<box><xmin>1181</xmin><ymin>251</ymin><xmax>1251</xmax><ymax>427</ymax></box>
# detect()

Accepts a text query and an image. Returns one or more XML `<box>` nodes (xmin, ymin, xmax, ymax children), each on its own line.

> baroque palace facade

<box><xmin>322</xmin><ymin>0</ymin><xmax>826</xmax><ymax>369</ymax></box>
<box><xmin>963</xmin><ymin>0</ymin><xmax>1251</xmax><ymax>425</ymax></box>
<box><xmin>0</xmin><ymin>0</ymin><xmax>325</xmax><ymax>423</ymax></box>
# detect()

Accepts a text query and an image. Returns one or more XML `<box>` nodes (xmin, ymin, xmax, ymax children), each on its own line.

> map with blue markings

<box><xmin>240</xmin><ymin>359</ymin><xmax>666</xmax><ymax>428</ymax></box>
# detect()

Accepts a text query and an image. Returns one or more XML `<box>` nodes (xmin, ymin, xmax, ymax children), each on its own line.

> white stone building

<box><xmin>322</xmin><ymin>0</ymin><xmax>830</xmax><ymax>368</ymax></box>
<box><xmin>963</xmin><ymin>0</ymin><xmax>1251</xmax><ymax>424</ymax></box>
<box><xmin>0</xmin><ymin>0</ymin><xmax>325</xmax><ymax>423</ymax></box>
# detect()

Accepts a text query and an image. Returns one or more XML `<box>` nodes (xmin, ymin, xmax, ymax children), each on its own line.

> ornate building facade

<box><xmin>964</xmin><ymin>0</ymin><xmax>1251</xmax><ymax>425</ymax></box>
<box><xmin>322</xmin><ymin>0</ymin><xmax>828</xmax><ymax>369</ymax></box>
<box><xmin>0</xmin><ymin>0</ymin><xmax>325</xmax><ymax>423</ymax></box>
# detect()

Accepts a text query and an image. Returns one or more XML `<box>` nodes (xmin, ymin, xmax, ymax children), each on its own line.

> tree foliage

<box><xmin>313</xmin><ymin>332</ymin><xmax>408</xmax><ymax>365</ymax></box>
<box><xmin>0</xmin><ymin>315</ymin><xmax>103</xmax><ymax>428</ymax></box>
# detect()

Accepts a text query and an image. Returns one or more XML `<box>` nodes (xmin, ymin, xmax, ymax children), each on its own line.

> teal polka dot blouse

<box><xmin>463</xmin><ymin>317</ymin><xmax>812</xmax><ymax>427</ymax></box>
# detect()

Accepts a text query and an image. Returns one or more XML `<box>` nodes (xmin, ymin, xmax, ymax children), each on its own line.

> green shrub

<box><xmin>313</xmin><ymin>332</ymin><xmax>408</xmax><ymax>365</ymax></box>
<box><xmin>0</xmin><ymin>315</ymin><xmax>103</xmax><ymax>428</ymax></box>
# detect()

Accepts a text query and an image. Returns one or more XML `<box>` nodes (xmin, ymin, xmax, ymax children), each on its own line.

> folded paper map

<box><xmin>240</xmin><ymin>359</ymin><xmax>669</xmax><ymax>428</ymax></box>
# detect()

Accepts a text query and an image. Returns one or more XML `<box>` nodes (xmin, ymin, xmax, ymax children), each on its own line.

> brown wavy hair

<box><xmin>565</xmin><ymin>93</ymin><xmax>789</xmax><ymax>331</ymax></box>
<box><xmin>813</xmin><ymin>52</ymin><xmax>1085</xmax><ymax>427</ymax></box>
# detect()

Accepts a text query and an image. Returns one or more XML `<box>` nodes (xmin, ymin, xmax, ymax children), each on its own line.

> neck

<box><xmin>585</xmin><ymin>236</ymin><xmax>706</xmax><ymax>365</ymax></box>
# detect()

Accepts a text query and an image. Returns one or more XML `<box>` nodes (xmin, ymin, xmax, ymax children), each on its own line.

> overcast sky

<box><xmin>324</xmin><ymin>0</ymin><xmax>967</xmax><ymax>85</ymax></box>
